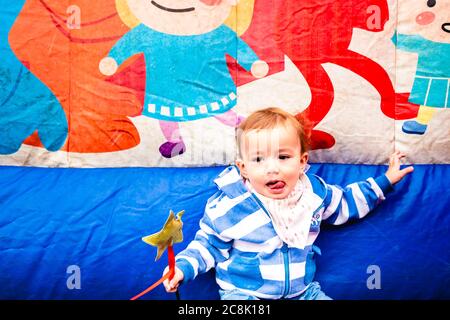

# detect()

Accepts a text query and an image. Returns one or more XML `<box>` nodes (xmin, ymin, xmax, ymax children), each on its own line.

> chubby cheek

<box><xmin>415</xmin><ymin>11</ymin><xmax>436</xmax><ymax>25</ymax></box>
<box><xmin>249</xmin><ymin>170</ymin><xmax>264</xmax><ymax>184</ymax></box>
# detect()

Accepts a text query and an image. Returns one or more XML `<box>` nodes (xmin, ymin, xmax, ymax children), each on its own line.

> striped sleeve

<box><xmin>175</xmin><ymin>195</ymin><xmax>233</xmax><ymax>283</ymax></box>
<box><xmin>322</xmin><ymin>175</ymin><xmax>393</xmax><ymax>225</ymax></box>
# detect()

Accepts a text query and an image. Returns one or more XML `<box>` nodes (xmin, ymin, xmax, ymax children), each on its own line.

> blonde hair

<box><xmin>236</xmin><ymin>107</ymin><xmax>310</xmax><ymax>157</ymax></box>
<box><xmin>115</xmin><ymin>0</ymin><xmax>255</xmax><ymax>35</ymax></box>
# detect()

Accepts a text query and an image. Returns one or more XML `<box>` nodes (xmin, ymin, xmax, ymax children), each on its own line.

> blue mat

<box><xmin>0</xmin><ymin>164</ymin><xmax>448</xmax><ymax>299</ymax></box>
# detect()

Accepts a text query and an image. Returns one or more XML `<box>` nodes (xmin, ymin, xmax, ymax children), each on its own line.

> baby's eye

<box><xmin>279</xmin><ymin>155</ymin><xmax>291</xmax><ymax>160</ymax></box>
<box><xmin>427</xmin><ymin>0</ymin><xmax>436</xmax><ymax>8</ymax></box>
<box><xmin>253</xmin><ymin>156</ymin><xmax>264</xmax><ymax>163</ymax></box>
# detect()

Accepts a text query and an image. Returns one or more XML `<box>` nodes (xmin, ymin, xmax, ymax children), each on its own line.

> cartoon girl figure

<box><xmin>100</xmin><ymin>0</ymin><xmax>268</xmax><ymax>158</ymax></box>
<box><xmin>393</xmin><ymin>0</ymin><xmax>450</xmax><ymax>135</ymax></box>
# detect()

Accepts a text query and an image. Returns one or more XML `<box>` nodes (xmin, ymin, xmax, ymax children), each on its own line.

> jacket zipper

<box><xmin>251</xmin><ymin>192</ymin><xmax>291</xmax><ymax>297</ymax></box>
<box><xmin>250</xmin><ymin>193</ymin><xmax>291</xmax><ymax>297</ymax></box>
<box><xmin>281</xmin><ymin>243</ymin><xmax>290</xmax><ymax>297</ymax></box>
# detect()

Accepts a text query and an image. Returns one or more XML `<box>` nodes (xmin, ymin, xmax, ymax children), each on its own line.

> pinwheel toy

<box><xmin>130</xmin><ymin>210</ymin><xmax>184</xmax><ymax>300</ymax></box>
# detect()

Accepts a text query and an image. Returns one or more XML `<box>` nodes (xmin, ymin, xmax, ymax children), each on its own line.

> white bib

<box><xmin>246</xmin><ymin>175</ymin><xmax>314</xmax><ymax>249</ymax></box>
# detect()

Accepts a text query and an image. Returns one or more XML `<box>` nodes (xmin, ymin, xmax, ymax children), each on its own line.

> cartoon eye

<box><xmin>427</xmin><ymin>0</ymin><xmax>436</xmax><ymax>8</ymax></box>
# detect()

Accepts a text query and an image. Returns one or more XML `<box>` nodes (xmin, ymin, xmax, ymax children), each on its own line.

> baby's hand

<box><xmin>99</xmin><ymin>57</ymin><xmax>118</xmax><ymax>76</ymax></box>
<box><xmin>251</xmin><ymin>60</ymin><xmax>269</xmax><ymax>78</ymax></box>
<box><xmin>162</xmin><ymin>266</ymin><xmax>184</xmax><ymax>293</ymax></box>
<box><xmin>385</xmin><ymin>151</ymin><xmax>414</xmax><ymax>185</ymax></box>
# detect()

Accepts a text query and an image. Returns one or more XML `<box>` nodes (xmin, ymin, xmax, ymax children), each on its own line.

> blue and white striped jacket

<box><xmin>176</xmin><ymin>166</ymin><xmax>392</xmax><ymax>299</ymax></box>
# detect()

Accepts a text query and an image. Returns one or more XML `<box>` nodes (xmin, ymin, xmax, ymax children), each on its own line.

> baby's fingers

<box><xmin>170</xmin><ymin>279</ymin><xmax>180</xmax><ymax>291</ymax></box>
<box><xmin>390</xmin><ymin>151</ymin><xmax>408</xmax><ymax>167</ymax></box>
<box><xmin>163</xmin><ymin>278</ymin><xmax>171</xmax><ymax>292</ymax></box>
<box><xmin>163</xmin><ymin>278</ymin><xmax>176</xmax><ymax>292</ymax></box>
<box><xmin>389</xmin><ymin>153</ymin><xmax>400</xmax><ymax>168</ymax></box>
<box><xmin>400</xmin><ymin>166</ymin><xmax>414</xmax><ymax>176</ymax></box>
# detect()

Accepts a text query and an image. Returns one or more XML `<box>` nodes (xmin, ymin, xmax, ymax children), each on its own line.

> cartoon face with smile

<box><xmin>398</xmin><ymin>0</ymin><xmax>450</xmax><ymax>42</ymax></box>
<box><xmin>127</xmin><ymin>0</ymin><xmax>238</xmax><ymax>35</ymax></box>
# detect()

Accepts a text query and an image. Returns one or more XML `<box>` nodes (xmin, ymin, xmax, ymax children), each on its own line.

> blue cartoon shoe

<box><xmin>402</xmin><ymin>120</ymin><xmax>427</xmax><ymax>135</ymax></box>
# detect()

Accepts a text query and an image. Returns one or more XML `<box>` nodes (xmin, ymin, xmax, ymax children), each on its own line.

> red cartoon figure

<box><xmin>9</xmin><ymin>0</ymin><xmax>144</xmax><ymax>153</ymax></box>
<box><xmin>233</xmin><ymin>0</ymin><xmax>420</xmax><ymax>150</ymax></box>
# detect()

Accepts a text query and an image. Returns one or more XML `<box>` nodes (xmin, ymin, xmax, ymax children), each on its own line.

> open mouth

<box><xmin>442</xmin><ymin>23</ymin><xmax>450</xmax><ymax>33</ymax></box>
<box><xmin>266</xmin><ymin>180</ymin><xmax>286</xmax><ymax>191</ymax></box>
<box><xmin>151</xmin><ymin>1</ymin><xmax>195</xmax><ymax>13</ymax></box>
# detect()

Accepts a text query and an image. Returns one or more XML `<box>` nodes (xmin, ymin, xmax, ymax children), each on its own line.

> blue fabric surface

<box><xmin>0</xmin><ymin>164</ymin><xmax>448</xmax><ymax>299</ymax></box>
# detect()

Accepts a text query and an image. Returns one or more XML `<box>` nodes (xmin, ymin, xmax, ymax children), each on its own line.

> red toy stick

<box><xmin>130</xmin><ymin>245</ymin><xmax>175</xmax><ymax>301</ymax></box>
<box><xmin>130</xmin><ymin>210</ymin><xmax>184</xmax><ymax>300</ymax></box>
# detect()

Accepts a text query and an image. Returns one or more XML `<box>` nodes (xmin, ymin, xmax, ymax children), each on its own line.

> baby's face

<box><xmin>127</xmin><ymin>0</ymin><xmax>237</xmax><ymax>35</ymax></box>
<box><xmin>398</xmin><ymin>0</ymin><xmax>450</xmax><ymax>42</ymax></box>
<box><xmin>236</xmin><ymin>125</ymin><xmax>308</xmax><ymax>200</ymax></box>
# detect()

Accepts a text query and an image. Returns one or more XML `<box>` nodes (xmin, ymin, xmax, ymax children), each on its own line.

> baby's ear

<box><xmin>235</xmin><ymin>159</ymin><xmax>247</xmax><ymax>178</ymax></box>
<box><xmin>300</xmin><ymin>152</ymin><xmax>309</xmax><ymax>166</ymax></box>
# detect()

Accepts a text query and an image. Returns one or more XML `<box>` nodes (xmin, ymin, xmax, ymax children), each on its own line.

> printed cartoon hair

<box><xmin>115</xmin><ymin>0</ymin><xmax>255</xmax><ymax>35</ymax></box>
<box><xmin>116</xmin><ymin>0</ymin><xmax>140</xmax><ymax>28</ymax></box>
<box><xmin>225</xmin><ymin>0</ymin><xmax>255</xmax><ymax>36</ymax></box>
<box><xmin>236</xmin><ymin>107</ymin><xmax>311</xmax><ymax>158</ymax></box>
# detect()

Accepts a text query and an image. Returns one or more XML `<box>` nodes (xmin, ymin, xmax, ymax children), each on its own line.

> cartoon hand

<box><xmin>99</xmin><ymin>57</ymin><xmax>118</xmax><ymax>76</ymax></box>
<box><xmin>251</xmin><ymin>60</ymin><xmax>269</xmax><ymax>79</ymax></box>
<box><xmin>391</xmin><ymin>29</ymin><xmax>398</xmax><ymax>45</ymax></box>
<box><xmin>385</xmin><ymin>151</ymin><xmax>414</xmax><ymax>185</ymax></box>
<box><xmin>162</xmin><ymin>266</ymin><xmax>184</xmax><ymax>293</ymax></box>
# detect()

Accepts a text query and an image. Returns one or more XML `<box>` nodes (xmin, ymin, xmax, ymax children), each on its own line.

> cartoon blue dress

<box><xmin>0</xmin><ymin>1</ymin><xmax>68</xmax><ymax>155</ymax></box>
<box><xmin>108</xmin><ymin>24</ymin><xmax>260</xmax><ymax>122</ymax></box>
<box><xmin>394</xmin><ymin>33</ymin><xmax>450</xmax><ymax>108</ymax></box>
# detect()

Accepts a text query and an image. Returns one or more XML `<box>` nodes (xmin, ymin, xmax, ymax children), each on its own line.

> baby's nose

<box><xmin>265</xmin><ymin>158</ymin><xmax>280</xmax><ymax>173</ymax></box>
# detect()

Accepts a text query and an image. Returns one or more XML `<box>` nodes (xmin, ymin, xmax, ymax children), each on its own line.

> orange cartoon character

<box><xmin>0</xmin><ymin>0</ymin><xmax>67</xmax><ymax>154</ymax></box>
<box><xmin>9</xmin><ymin>0</ymin><xmax>143</xmax><ymax>153</ymax></box>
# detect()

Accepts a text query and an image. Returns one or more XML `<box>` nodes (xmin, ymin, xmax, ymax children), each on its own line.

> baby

<box><xmin>163</xmin><ymin>107</ymin><xmax>413</xmax><ymax>300</ymax></box>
